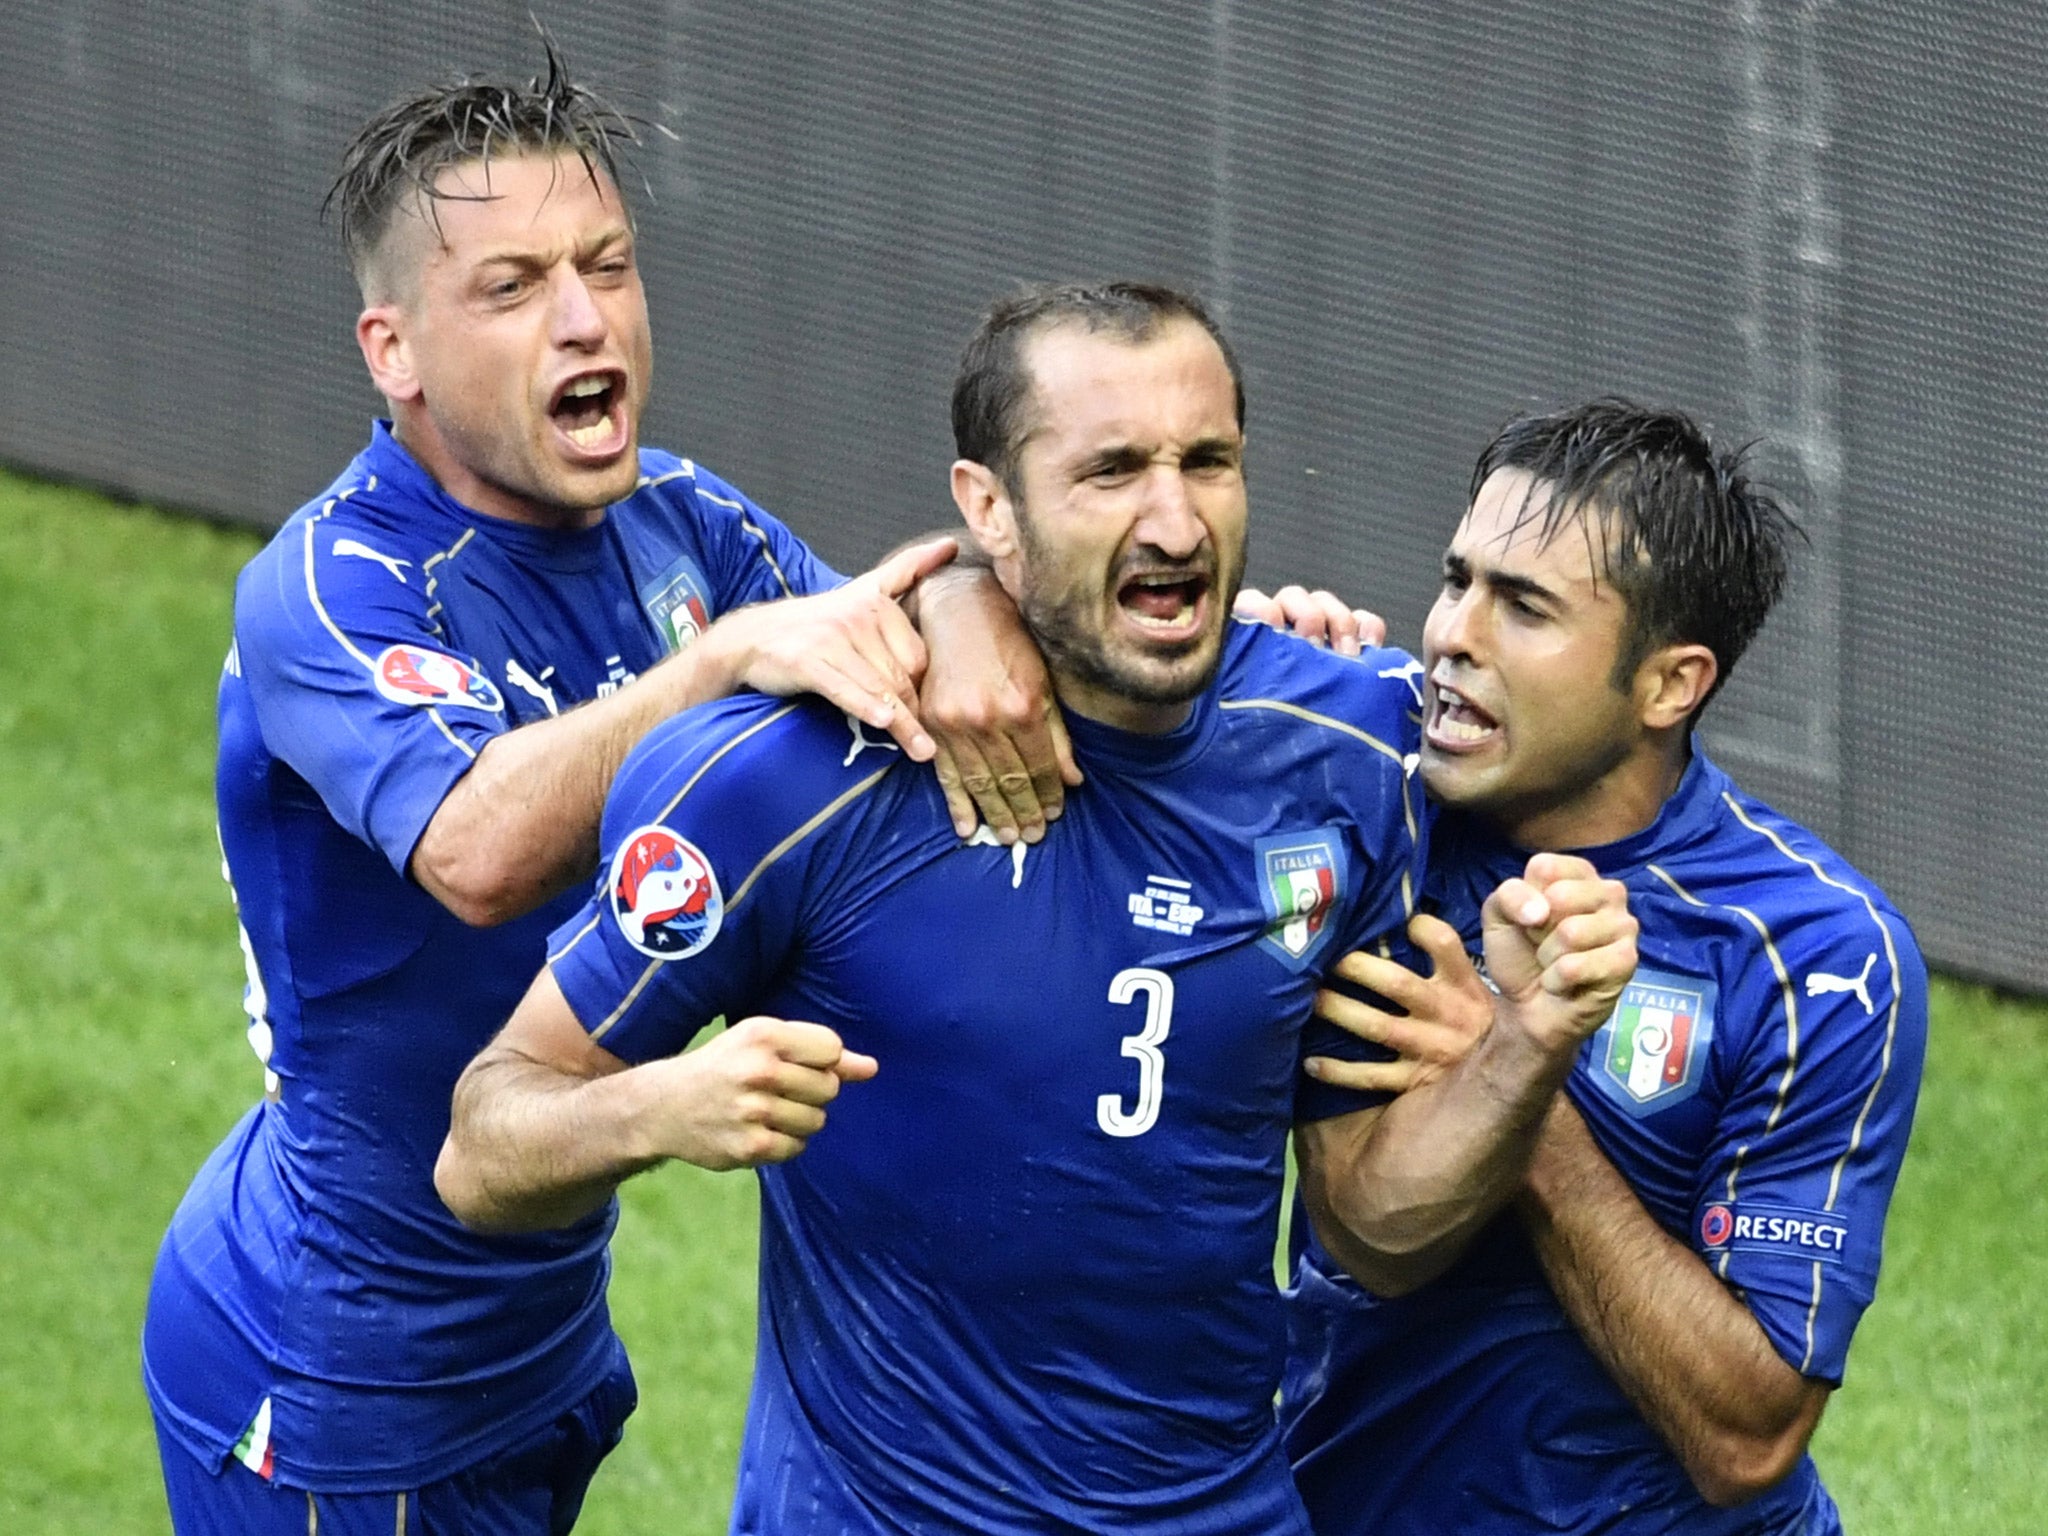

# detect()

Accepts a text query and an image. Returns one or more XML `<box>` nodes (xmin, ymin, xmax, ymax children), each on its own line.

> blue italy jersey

<box><xmin>1282</xmin><ymin>750</ymin><xmax>1928</xmax><ymax>1535</ymax></box>
<box><xmin>549</xmin><ymin>624</ymin><xmax>1427</xmax><ymax>1535</ymax></box>
<box><xmin>143</xmin><ymin>422</ymin><xmax>837</xmax><ymax>1490</ymax></box>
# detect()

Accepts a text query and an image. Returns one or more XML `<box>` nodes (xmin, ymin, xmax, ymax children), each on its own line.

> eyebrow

<box><xmin>1442</xmin><ymin>549</ymin><xmax>1561</xmax><ymax>608</ymax></box>
<box><xmin>1071</xmin><ymin>434</ymin><xmax>1242</xmax><ymax>476</ymax></box>
<box><xmin>470</xmin><ymin>225</ymin><xmax>633</xmax><ymax>272</ymax></box>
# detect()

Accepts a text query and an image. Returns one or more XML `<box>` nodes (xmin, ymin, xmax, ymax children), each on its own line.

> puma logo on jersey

<box><xmin>504</xmin><ymin>657</ymin><xmax>560</xmax><ymax>717</ymax></box>
<box><xmin>1377</xmin><ymin>656</ymin><xmax>1425</xmax><ymax>704</ymax></box>
<box><xmin>843</xmin><ymin>715</ymin><xmax>902</xmax><ymax>768</ymax></box>
<box><xmin>965</xmin><ymin>824</ymin><xmax>1029</xmax><ymax>888</ymax></box>
<box><xmin>1804</xmin><ymin>953</ymin><xmax>1877</xmax><ymax>1015</ymax></box>
<box><xmin>332</xmin><ymin>538</ymin><xmax>412</xmax><ymax>584</ymax></box>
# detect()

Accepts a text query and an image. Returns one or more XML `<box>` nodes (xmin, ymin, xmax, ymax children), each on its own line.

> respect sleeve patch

<box><xmin>1696</xmin><ymin>1202</ymin><xmax>1852</xmax><ymax>1265</ymax></box>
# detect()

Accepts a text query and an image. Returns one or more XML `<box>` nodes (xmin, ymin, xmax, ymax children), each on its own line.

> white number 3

<box><xmin>1096</xmin><ymin>967</ymin><xmax>1175</xmax><ymax>1138</ymax></box>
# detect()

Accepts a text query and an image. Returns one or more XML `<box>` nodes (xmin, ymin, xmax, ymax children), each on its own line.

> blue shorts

<box><xmin>156</xmin><ymin>1353</ymin><xmax>637</xmax><ymax>1536</ymax></box>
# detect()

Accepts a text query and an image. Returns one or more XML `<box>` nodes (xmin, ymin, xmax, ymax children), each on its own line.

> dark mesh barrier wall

<box><xmin>2</xmin><ymin>2</ymin><xmax>2039</xmax><ymax>989</ymax></box>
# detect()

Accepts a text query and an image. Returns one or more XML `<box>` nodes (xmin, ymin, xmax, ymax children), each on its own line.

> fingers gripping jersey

<box><xmin>550</xmin><ymin>624</ymin><xmax>1429</xmax><ymax>1535</ymax></box>
<box><xmin>1282</xmin><ymin>751</ymin><xmax>1928</xmax><ymax>1536</ymax></box>
<box><xmin>143</xmin><ymin>423</ymin><xmax>837</xmax><ymax>1490</ymax></box>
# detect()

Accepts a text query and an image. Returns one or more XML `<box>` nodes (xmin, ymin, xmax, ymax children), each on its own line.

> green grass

<box><xmin>0</xmin><ymin>468</ymin><xmax>2041</xmax><ymax>1533</ymax></box>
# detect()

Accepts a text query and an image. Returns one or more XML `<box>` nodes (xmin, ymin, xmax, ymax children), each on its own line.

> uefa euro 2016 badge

<box><xmin>1588</xmin><ymin>967</ymin><xmax>1718</xmax><ymax>1116</ymax></box>
<box><xmin>641</xmin><ymin>556</ymin><xmax>714</xmax><ymax>654</ymax></box>
<box><xmin>609</xmin><ymin>826</ymin><xmax>724</xmax><ymax>959</ymax></box>
<box><xmin>1255</xmin><ymin>828</ymin><xmax>1349</xmax><ymax>971</ymax></box>
<box><xmin>371</xmin><ymin>644</ymin><xmax>504</xmax><ymax>712</ymax></box>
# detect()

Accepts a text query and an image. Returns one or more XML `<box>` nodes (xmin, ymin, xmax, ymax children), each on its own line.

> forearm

<box><xmin>1301</xmin><ymin>1017</ymin><xmax>1575</xmax><ymax>1295</ymax></box>
<box><xmin>1520</xmin><ymin>1100</ymin><xmax>1827</xmax><ymax>1504</ymax></box>
<box><xmin>437</xmin><ymin>1044</ymin><xmax>662</xmax><ymax>1233</ymax></box>
<box><xmin>412</xmin><ymin>634</ymin><xmax>746</xmax><ymax>924</ymax></box>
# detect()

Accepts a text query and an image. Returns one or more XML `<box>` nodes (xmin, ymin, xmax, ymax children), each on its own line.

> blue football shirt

<box><xmin>549</xmin><ymin>623</ymin><xmax>1429</xmax><ymax>1535</ymax></box>
<box><xmin>1282</xmin><ymin>750</ymin><xmax>1928</xmax><ymax>1536</ymax></box>
<box><xmin>143</xmin><ymin>422</ymin><xmax>838</xmax><ymax>1489</ymax></box>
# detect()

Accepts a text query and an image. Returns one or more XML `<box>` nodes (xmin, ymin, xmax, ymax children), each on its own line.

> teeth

<box><xmin>1430</xmin><ymin>682</ymin><xmax>1495</xmax><ymax>743</ymax></box>
<box><xmin>1129</xmin><ymin>605</ymin><xmax>1193</xmax><ymax>629</ymax></box>
<box><xmin>563</xmin><ymin>376</ymin><xmax>610</xmax><ymax>398</ymax></box>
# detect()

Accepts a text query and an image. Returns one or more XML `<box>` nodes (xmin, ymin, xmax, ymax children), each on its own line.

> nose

<box><xmin>1425</xmin><ymin>583</ymin><xmax>1485</xmax><ymax>664</ymax></box>
<box><xmin>549</xmin><ymin>267</ymin><xmax>607</xmax><ymax>350</ymax></box>
<box><xmin>1131</xmin><ymin>462</ymin><xmax>1207</xmax><ymax>561</ymax></box>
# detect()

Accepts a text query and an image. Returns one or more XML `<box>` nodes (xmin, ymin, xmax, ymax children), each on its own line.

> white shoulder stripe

<box><xmin>638</xmin><ymin>462</ymin><xmax>698</xmax><ymax>490</ymax></box>
<box><xmin>1718</xmin><ymin>794</ymin><xmax>1907</xmax><ymax>1216</ymax></box>
<box><xmin>301</xmin><ymin>497</ymin><xmax>376</xmax><ymax>669</ymax></box>
<box><xmin>739</xmin><ymin>517</ymin><xmax>797</xmax><ymax>597</ymax></box>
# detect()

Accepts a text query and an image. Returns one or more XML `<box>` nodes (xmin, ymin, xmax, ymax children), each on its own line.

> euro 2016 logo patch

<box><xmin>641</xmin><ymin>556</ymin><xmax>714</xmax><ymax>654</ymax></box>
<box><xmin>1588</xmin><ymin>967</ymin><xmax>1718</xmax><ymax>1117</ymax></box>
<box><xmin>1255</xmin><ymin>829</ymin><xmax>1349</xmax><ymax>971</ymax></box>
<box><xmin>372</xmin><ymin>644</ymin><xmax>504</xmax><ymax>712</ymax></box>
<box><xmin>609</xmin><ymin>826</ymin><xmax>723</xmax><ymax>959</ymax></box>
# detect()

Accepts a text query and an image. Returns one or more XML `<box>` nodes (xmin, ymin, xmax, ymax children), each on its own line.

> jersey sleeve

<box><xmin>1294</xmin><ymin>646</ymin><xmax>1432</xmax><ymax>1123</ymax></box>
<box><xmin>679</xmin><ymin>463</ymin><xmax>844</xmax><ymax>606</ymax></box>
<box><xmin>234</xmin><ymin>515</ymin><xmax>510</xmax><ymax>876</ymax></box>
<box><xmin>1683</xmin><ymin>908</ymin><xmax>1929</xmax><ymax>1383</ymax></box>
<box><xmin>545</xmin><ymin>697</ymin><xmax>850</xmax><ymax>1063</ymax></box>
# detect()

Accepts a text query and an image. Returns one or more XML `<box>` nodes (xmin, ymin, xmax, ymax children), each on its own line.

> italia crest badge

<box><xmin>642</xmin><ymin>556</ymin><xmax>714</xmax><ymax>654</ymax></box>
<box><xmin>1255</xmin><ymin>828</ymin><xmax>1349</xmax><ymax>971</ymax></box>
<box><xmin>1588</xmin><ymin>967</ymin><xmax>1718</xmax><ymax>1116</ymax></box>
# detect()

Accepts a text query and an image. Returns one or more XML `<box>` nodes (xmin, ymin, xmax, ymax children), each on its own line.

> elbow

<box><xmin>1685</xmin><ymin>1425</ymin><xmax>1812</xmax><ymax>1508</ymax></box>
<box><xmin>432</xmin><ymin>1138</ymin><xmax>492</xmax><ymax>1231</ymax></box>
<box><xmin>1302</xmin><ymin>1195</ymin><xmax>1451</xmax><ymax>1299</ymax></box>
<box><xmin>411</xmin><ymin>848</ymin><xmax>536</xmax><ymax>928</ymax></box>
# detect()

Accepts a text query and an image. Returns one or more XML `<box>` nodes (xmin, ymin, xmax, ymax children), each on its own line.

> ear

<box><xmin>356</xmin><ymin>304</ymin><xmax>421</xmax><ymax>405</ymax></box>
<box><xmin>1635</xmin><ymin>642</ymin><xmax>1719</xmax><ymax>730</ymax></box>
<box><xmin>950</xmin><ymin>459</ymin><xmax>1018</xmax><ymax>562</ymax></box>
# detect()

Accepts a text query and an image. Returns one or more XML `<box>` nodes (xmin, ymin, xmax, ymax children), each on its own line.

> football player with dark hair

<box><xmin>437</xmin><ymin>285</ymin><xmax>1640</xmax><ymax>1534</ymax></box>
<box><xmin>1276</xmin><ymin>399</ymin><xmax>1927</xmax><ymax>1536</ymax></box>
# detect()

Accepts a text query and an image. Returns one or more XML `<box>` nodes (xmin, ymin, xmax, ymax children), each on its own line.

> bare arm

<box><xmin>1295</xmin><ymin>855</ymin><xmax>1637</xmax><ymax>1296</ymax></box>
<box><xmin>435</xmin><ymin>967</ymin><xmax>876</xmax><ymax>1233</ymax></box>
<box><xmin>413</xmin><ymin>538</ymin><xmax>955</xmax><ymax>924</ymax></box>
<box><xmin>1519</xmin><ymin>1099</ymin><xmax>1830</xmax><ymax>1505</ymax></box>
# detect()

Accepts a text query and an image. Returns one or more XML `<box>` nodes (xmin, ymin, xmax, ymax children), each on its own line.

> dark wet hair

<box><xmin>1472</xmin><ymin>397</ymin><xmax>1805</xmax><ymax>715</ymax></box>
<box><xmin>324</xmin><ymin>35</ymin><xmax>642</xmax><ymax>297</ymax></box>
<box><xmin>951</xmin><ymin>281</ymin><xmax>1244</xmax><ymax>496</ymax></box>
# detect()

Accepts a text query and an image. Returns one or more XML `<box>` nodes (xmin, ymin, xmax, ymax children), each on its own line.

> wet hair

<box><xmin>324</xmin><ymin>35</ymin><xmax>642</xmax><ymax>299</ymax></box>
<box><xmin>951</xmin><ymin>281</ymin><xmax>1245</xmax><ymax>496</ymax></box>
<box><xmin>1472</xmin><ymin>397</ymin><xmax>1805</xmax><ymax>715</ymax></box>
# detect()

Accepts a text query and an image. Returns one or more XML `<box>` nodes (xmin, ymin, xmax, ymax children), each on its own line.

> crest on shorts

<box><xmin>1588</xmin><ymin>967</ymin><xmax>1718</xmax><ymax>1116</ymax></box>
<box><xmin>642</xmin><ymin>556</ymin><xmax>715</xmax><ymax>654</ymax></box>
<box><xmin>608</xmin><ymin>826</ymin><xmax>724</xmax><ymax>959</ymax></box>
<box><xmin>1255</xmin><ymin>828</ymin><xmax>1348</xmax><ymax>971</ymax></box>
<box><xmin>372</xmin><ymin>644</ymin><xmax>504</xmax><ymax>712</ymax></box>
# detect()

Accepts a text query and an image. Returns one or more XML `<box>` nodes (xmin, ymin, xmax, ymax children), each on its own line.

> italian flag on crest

<box><xmin>232</xmin><ymin>1396</ymin><xmax>274</xmax><ymax>1480</ymax></box>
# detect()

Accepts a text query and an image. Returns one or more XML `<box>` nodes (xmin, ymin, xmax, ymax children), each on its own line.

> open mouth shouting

<box><xmin>1426</xmin><ymin>672</ymin><xmax>1501</xmax><ymax>753</ymax></box>
<box><xmin>1116</xmin><ymin>567</ymin><xmax>1212</xmax><ymax>645</ymax></box>
<box><xmin>548</xmin><ymin>369</ymin><xmax>630</xmax><ymax>460</ymax></box>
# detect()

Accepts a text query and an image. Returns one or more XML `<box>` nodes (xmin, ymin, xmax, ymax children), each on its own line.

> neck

<box><xmin>1053</xmin><ymin>672</ymin><xmax>1195</xmax><ymax>735</ymax></box>
<box><xmin>1496</xmin><ymin>732</ymin><xmax>1692</xmax><ymax>852</ymax></box>
<box><xmin>390</xmin><ymin>414</ymin><xmax>601</xmax><ymax>532</ymax></box>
